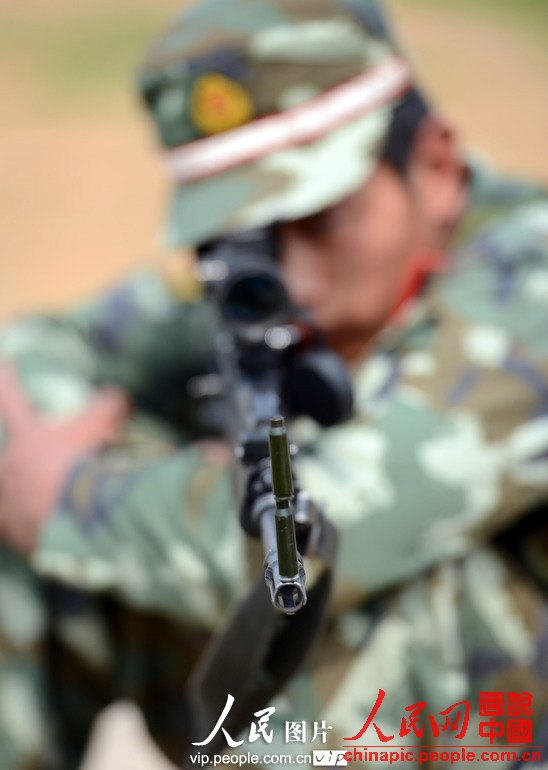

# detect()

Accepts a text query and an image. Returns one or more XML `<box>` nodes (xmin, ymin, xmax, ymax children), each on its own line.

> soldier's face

<box><xmin>277</xmin><ymin>120</ymin><xmax>465</xmax><ymax>359</ymax></box>
<box><xmin>277</xmin><ymin>162</ymin><xmax>419</xmax><ymax>349</ymax></box>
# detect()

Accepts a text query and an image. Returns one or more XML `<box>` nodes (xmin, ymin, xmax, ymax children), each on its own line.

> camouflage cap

<box><xmin>138</xmin><ymin>0</ymin><xmax>413</xmax><ymax>248</ymax></box>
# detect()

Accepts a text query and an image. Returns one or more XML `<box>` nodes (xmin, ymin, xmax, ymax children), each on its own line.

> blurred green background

<box><xmin>1</xmin><ymin>0</ymin><xmax>547</xmax><ymax>317</ymax></box>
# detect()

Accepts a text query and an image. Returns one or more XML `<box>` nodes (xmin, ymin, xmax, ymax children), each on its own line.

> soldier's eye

<box><xmin>299</xmin><ymin>202</ymin><xmax>349</xmax><ymax>239</ymax></box>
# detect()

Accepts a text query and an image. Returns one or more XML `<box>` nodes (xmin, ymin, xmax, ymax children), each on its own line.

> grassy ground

<box><xmin>1</xmin><ymin>0</ymin><xmax>547</xmax><ymax>317</ymax></box>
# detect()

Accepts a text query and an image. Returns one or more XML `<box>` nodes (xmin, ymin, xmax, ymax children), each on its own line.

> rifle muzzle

<box><xmin>264</xmin><ymin>550</ymin><xmax>307</xmax><ymax>615</ymax></box>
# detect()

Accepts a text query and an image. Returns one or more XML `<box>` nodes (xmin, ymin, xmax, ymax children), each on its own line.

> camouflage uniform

<box><xmin>1</xmin><ymin>1</ymin><xmax>548</xmax><ymax>768</ymax></box>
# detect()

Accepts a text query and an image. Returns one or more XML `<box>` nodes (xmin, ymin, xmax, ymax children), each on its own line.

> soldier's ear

<box><xmin>406</xmin><ymin>116</ymin><xmax>467</xmax><ymax>248</ymax></box>
<box><xmin>408</xmin><ymin>115</ymin><xmax>462</xmax><ymax>180</ymax></box>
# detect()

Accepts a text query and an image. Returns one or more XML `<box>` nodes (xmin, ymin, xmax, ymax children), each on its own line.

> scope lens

<box><xmin>225</xmin><ymin>275</ymin><xmax>286</xmax><ymax>325</ymax></box>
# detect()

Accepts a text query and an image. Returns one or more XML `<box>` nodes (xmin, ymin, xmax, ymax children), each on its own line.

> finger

<box><xmin>61</xmin><ymin>387</ymin><xmax>131</xmax><ymax>449</ymax></box>
<box><xmin>0</xmin><ymin>364</ymin><xmax>35</xmax><ymax>432</ymax></box>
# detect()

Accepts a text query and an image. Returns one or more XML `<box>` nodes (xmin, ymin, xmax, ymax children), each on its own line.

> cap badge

<box><xmin>189</xmin><ymin>73</ymin><xmax>254</xmax><ymax>135</ymax></box>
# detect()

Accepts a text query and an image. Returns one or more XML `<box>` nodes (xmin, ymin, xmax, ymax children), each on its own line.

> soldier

<box><xmin>1</xmin><ymin>0</ymin><xmax>548</xmax><ymax>768</ymax></box>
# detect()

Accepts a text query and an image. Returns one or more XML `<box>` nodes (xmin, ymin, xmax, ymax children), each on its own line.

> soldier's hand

<box><xmin>79</xmin><ymin>702</ymin><xmax>178</xmax><ymax>770</ymax></box>
<box><xmin>0</xmin><ymin>365</ymin><xmax>130</xmax><ymax>554</ymax></box>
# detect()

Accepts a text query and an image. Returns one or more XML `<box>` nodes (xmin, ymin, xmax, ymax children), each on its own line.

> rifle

<box><xmin>182</xmin><ymin>226</ymin><xmax>353</xmax><ymax>760</ymax></box>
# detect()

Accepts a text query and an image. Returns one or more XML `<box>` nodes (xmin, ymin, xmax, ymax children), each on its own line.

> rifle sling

<box><xmin>182</xmin><ymin>513</ymin><xmax>337</xmax><ymax>765</ymax></box>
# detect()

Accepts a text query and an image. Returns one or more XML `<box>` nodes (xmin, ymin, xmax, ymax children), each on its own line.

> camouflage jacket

<box><xmin>1</xmin><ymin>159</ymin><xmax>548</xmax><ymax>768</ymax></box>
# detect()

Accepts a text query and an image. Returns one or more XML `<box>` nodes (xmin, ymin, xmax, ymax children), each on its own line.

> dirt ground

<box><xmin>1</xmin><ymin>0</ymin><xmax>547</xmax><ymax>319</ymax></box>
